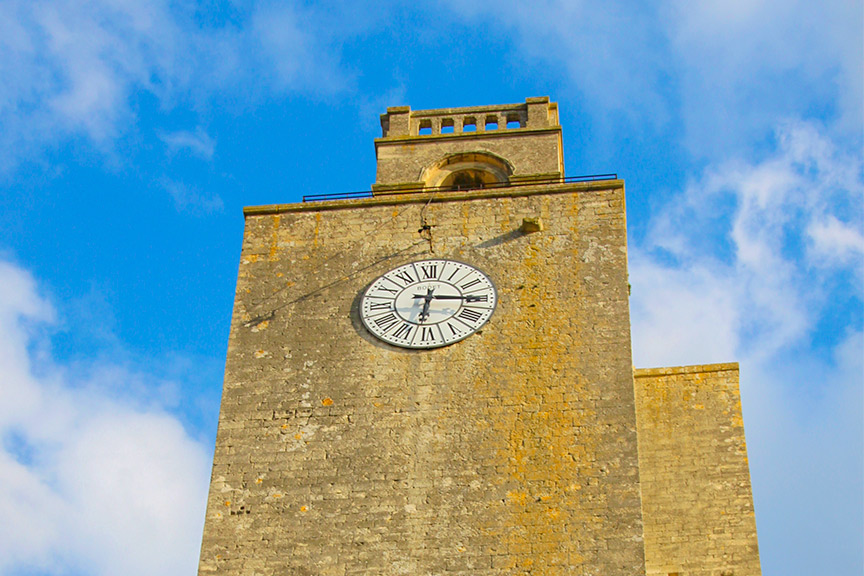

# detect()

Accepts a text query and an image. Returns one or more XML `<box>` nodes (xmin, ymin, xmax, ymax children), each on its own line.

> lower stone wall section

<box><xmin>634</xmin><ymin>364</ymin><xmax>761</xmax><ymax>576</ymax></box>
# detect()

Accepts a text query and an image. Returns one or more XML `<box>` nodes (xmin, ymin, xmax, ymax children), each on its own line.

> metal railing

<box><xmin>301</xmin><ymin>173</ymin><xmax>618</xmax><ymax>203</ymax></box>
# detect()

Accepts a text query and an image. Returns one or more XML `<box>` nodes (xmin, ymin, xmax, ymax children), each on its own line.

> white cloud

<box><xmin>162</xmin><ymin>178</ymin><xmax>224</xmax><ymax>214</ymax></box>
<box><xmin>159</xmin><ymin>128</ymin><xmax>216</xmax><ymax>160</ymax></box>
<box><xmin>629</xmin><ymin>261</ymin><xmax>739</xmax><ymax>367</ymax></box>
<box><xmin>636</xmin><ymin>120</ymin><xmax>863</xmax><ymax>361</ymax></box>
<box><xmin>742</xmin><ymin>330</ymin><xmax>863</xmax><ymax>575</ymax></box>
<box><xmin>808</xmin><ymin>215</ymin><xmax>864</xmax><ymax>265</ymax></box>
<box><xmin>0</xmin><ymin>260</ymin><xmax>210</xmax><ymax>575</ymax></box>
<box><xmin>630</xmin><ymin>121</ymin><xmax>863</xmax><ymax>573</ymax></box>
<box><xmin>250</xmin><ymin>3</ymin><xmax>353</xmax><ymax>94</ymax></box>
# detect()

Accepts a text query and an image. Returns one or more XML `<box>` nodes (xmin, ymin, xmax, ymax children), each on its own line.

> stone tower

<box><xmin>198</xmin><ymin>97</ymin><xmax>761</xmax><ymax>575</ymax></box>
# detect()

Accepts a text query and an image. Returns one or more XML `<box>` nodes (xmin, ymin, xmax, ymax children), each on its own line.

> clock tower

<box><xmin>198</xmin><ymin>97</ymin><xmax>761</xmax><ymax>575</ymax></box>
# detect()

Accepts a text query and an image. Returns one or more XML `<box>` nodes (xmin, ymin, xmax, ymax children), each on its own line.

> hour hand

<box><xmin>418</xmin><ymin>287</ymin><xmax>434</xmax><ymax>322</ymax></box>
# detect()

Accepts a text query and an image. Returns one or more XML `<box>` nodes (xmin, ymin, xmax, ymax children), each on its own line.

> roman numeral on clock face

<box><xmin>368</xmin><ymin>301</ymin><xmax>391</xmax><ymax>311</ymax></box>
<box><xmin>419</xmin><ymin>264</ymin><xmax>437</xmax><ymax>279</ymax></box>
<box><xmin>374</xmin><ymin>313</ymin><xmax>400</xmax><ymax>331</ymax></box>
<box><xmin>458</xmin><ymin>308</ymin><xmax>483</xmax><ymax>323</ymax></box>
<box><xmin>393</xmin><ymin>270</ymin><xmax>414</xmax><ymax>285</ymax></box>
<box><xmin>420</xmin><ymin>326</ymin><xmax>435</xmax><ymax>342</ymax></box>
<box><xmin>392</xmin><ymin>323</ymin><xmax>413</xmax><ymax>339</ymax></box>
<box><xmin>461</xmin><ymin>278</ymin><xmax>482</xmax><ymax>290</ymax></box>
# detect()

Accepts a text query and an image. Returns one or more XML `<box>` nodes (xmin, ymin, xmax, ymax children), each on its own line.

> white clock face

<box><xmin>360</xmin><ymin>259</ymin><xmax>497</xmax><ymax>349</ymax></box>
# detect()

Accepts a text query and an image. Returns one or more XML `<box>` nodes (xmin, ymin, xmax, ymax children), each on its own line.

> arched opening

<box><xmin>440</xmin><ymin>169</ymin><xmax>498</xmax><ymax>190</ymax></box>
<box><xmin>421</xmin><ymin>152</ymin><xmax>513</xmax><ymax>191</ymax></box>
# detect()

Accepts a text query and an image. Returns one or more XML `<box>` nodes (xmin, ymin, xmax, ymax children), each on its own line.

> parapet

<box><xmin>379</xmin><ymin>96</ymin><xmax>559</xmax><ymax>137</ymax></box>
<box><xmin>374</xmin><ymin>97</ymin><xmax>564</xmax><ymax>192</ymax></box>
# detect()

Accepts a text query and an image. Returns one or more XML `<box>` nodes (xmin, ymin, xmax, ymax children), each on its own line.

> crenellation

<box><xmin>380</xmin><ymin>100</ymin><xmax>545</xmax><ymax>139</ymax></box>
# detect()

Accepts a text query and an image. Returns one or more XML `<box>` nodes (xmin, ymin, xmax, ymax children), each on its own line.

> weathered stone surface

<box><xmin>198</xmin><ymin>181</ymin><xmax>646</xmax><ymax>575</ymax></box>
<box><xmin>635</xmin><ymin>364</ymin><xmax>762</xmax><ymax>576</ymax></box>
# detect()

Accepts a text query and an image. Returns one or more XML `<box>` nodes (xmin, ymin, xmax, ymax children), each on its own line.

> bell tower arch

<box><xmin>420</xmin><ymin>151</ymin><xmax>513</xmax><ymax>190</ymax></box>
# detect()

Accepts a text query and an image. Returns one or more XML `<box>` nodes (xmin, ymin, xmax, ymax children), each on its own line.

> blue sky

<box><xmin>0</xmin><ymin>1</ymin><xmax>861</xmax><ymax>574</ymax></box>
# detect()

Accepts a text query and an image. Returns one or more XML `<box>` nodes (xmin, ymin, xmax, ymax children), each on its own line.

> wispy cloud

<box><xmin>159</xmin><ymin>128</ymin><xmax>216</xmax><ymax>160</ymax></box>
<box><xmin>0</xmin><ymin>0</ymin><xmax>357</xmax><ymax>174</ymax></box>
<box><xmin>742</xmin><ymin>330</ymin><xmax>863</xmax><ymax>576</ymax></box>
<box><xmin>250</xmin><ymin>3</ymin><xmax>354</xmax><ymax>94</ymax></box>
<box><xmin>161</xmin><ymin>178</ymin><xmax>224</xmax><ymax>214</ymax></box>
<box><xmin>437</xmin><ymin>0</ymin><xmax>672</xmax><ymax>125</ymax></box>
<box><xmin>0</xmin><ymin>260</ymin><xmax>210</xmax><ymax>575</ymax></box>
<box><xmin>437</xmin><ymin>0</ymin><xmax>862</xmax><ymax>156</ymax></box>
<box><xmin>0</xmin><ymin>0</ymin><xmax>186</xmax><ymax>152</ymax></box>
<box><xmin>664</xmin><ymin>0</ymin><xmax>863</xmax><ymax>150</ymax></box>
<box><xmin>808</xmin><ymin>214</ymin><xmax>864</xmax><ymax>266</ymax></box>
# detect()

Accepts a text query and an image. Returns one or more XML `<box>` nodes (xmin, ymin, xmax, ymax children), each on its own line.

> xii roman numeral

<box><xmin>420</xmin><ymin>264</ymin><xmax>437</xmax><ymax>279</ymax></box>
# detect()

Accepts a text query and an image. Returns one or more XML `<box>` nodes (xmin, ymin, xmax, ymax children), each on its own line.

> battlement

<box><xmin>380</xmin><ymin>97</ymin><xmax>559</xmax><ymax>138</ymax></box>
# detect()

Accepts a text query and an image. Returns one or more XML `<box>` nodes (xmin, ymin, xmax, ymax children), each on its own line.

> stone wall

<box><xmin>634</xmin><ymin>364</ymin><xmax>762</xmax><ymax>576</ymax></box>
<box><xmin>198</xmin><ymin>180</ymin><xmax>647</xmax><ymax>575</ymax></box>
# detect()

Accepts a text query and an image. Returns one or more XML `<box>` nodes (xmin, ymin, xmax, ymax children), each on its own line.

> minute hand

<box><xmin>412</xmin><ymin>294</ymin><xmax>485</xmax><ymax>302</ymax></box>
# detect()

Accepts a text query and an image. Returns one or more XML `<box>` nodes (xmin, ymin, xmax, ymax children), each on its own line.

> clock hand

<box><xmin>418</xmin><ymin>287</ymin><xmax>434</xmax><ymax>323</ymax></box>
<box><xmin>412</xmin><ymin>294</ymin><xmax>486</xmax><ymax>302</ymax></box>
